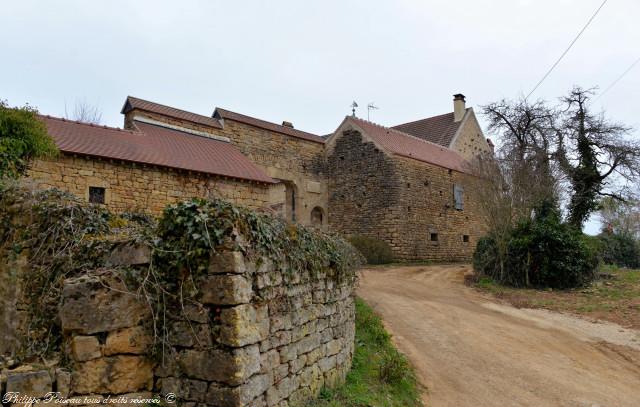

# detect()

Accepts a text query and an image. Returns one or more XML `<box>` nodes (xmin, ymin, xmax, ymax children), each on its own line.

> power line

<box><xmin>595</xmin><ymin>55</ymin><xmax>640</xmax><ymax>101</ymax></box>
<box><xmin>526</xmin><ymin>0</ymin><xmax>609</xmax><ymax>100</ymax></box>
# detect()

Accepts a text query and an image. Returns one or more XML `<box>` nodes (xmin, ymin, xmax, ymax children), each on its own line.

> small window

<box><xmin>454</xmin><ymin>184</ymin><xmax>464</xmax><ymax>211</ymax></box>
<box><xmin>89</xmin><ymin>186</ymin><xmax>105</xmax><ymax>204</ymax></box>
<box><xmin>463</xmin><ymin>235</ymin><xmax>470</xmax><ymax>243</ymax></box>
<box><xmin>430</xmin><ymin>233</ymin><xmax>438</xmax><ymax>242</ymax></box>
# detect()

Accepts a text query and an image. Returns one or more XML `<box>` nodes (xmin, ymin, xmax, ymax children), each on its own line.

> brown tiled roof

<box><xmin>214</xmin><ymin>108</ymin><xmax>325</xmax><ymax>144</ymax></box>
<box><xmin>391</xmin><ymin>110</ymin><xmax>468</xmax><ymax>147</ymax></box>
<box><xmin>40</xmin><ymin>116</ymin><xmax>274</xmax><ymax>184</ymax></box>
<box><xmin>348</xmin><ymin>117</ymin><xmax>467</xmax><ymax>172</ymax></box>
<box><xmin>122</xmin><ymin>96</ymin><xmax>223</xmax><ymax>129</ymax></box>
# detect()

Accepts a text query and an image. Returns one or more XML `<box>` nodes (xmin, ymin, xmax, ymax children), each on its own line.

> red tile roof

<box><xmin>214</xmin><ymin>108</ymin><xmax>326</xmax><ymax>144</ymax></box>
<box><xmin>347</xmin><ymin>117</ymin><xmax>467</xmax><ymax>172</ymax></box>
<box><xmin>122</xmin><ymin>96</ymin><xmax>223</xmax><ymax>129</ymax></box>
<box><xmin>392</xmin><ymin>110</ymin><xmax>468</xmax><ymax>147</ymax></box>
<box><xmin>40</xmin><ymin>116</ymin><xmax>274</xmax><ymax>184</ymax></box>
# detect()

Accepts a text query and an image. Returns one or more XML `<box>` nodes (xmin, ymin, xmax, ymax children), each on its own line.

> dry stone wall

<box><xmin>1</xmin><ymin>237</ymin><xmax>355</xmax><ymax>407</ymax></box>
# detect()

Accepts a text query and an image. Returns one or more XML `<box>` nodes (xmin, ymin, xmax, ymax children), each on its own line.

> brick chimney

<box><xmin>453</xmin><ymin>94</ymin><xmax>466</xmax><ymax>122</ymax></box>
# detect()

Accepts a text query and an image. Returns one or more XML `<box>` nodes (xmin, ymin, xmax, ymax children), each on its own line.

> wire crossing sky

<box><xmin>596</xmin><ymin>55</ymin><xmax>640</xmax><ymax>101</ymax></box>
<box><xmin>526</xmin><ymin>0</ymin><xmax>609</xmax><ymax>100</ymax></box>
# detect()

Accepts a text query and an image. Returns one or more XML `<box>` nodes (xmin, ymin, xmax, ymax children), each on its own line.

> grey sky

<box><xmin>2</xmin><ymin>0</ymin><xmax>638</xmax><ymax>232</ymax></box>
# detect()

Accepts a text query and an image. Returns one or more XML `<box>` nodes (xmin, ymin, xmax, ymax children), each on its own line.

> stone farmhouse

<box><xmin>27</xmin><ymin>94</ymin><xmax>491</xmax><ymax>261</ymax></box>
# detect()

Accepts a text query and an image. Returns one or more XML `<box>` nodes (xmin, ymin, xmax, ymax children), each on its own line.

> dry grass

<box><xmin>475</xmin><ymin>265</ymin><xmax>640</xmax><ymax>329</ymax></box>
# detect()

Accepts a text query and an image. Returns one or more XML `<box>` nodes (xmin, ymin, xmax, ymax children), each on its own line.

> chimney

<box><xmin>282</xmin><ymin>121</ymin><xmax>294</xmax><ymax>128</ymax></box>
<box><xmin>453</xmin><ymin>93</ymin><xmax>466</xmax><ymax>122</ymax></box>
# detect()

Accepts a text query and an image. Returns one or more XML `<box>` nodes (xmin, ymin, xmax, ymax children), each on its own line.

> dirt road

<box><xmin>358</xmin><ymin>265</ymin><xmax>640</xmax><ymax>407</ymax></box>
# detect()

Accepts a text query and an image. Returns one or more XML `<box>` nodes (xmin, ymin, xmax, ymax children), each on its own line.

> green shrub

<box><xmin>0</xmin><ymin>100</ymin><xmax>57</xmax><ymax>179</ymax></box>
<box><xmin>348</xmin><ymin>235</ymin><xmax>394</xmax><ymax>264</ymax></box>
<box><xmin>474</xmin><ymin>202</ymin><xmax>599</xmax><ymax>289</ymax></box>
<box><xmin>598</xmin><ymin>232</ymin><xmax>640</xmax><ymax>268</ymax></box>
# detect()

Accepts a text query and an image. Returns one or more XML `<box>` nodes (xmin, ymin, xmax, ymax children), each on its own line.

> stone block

<box><xmin>55</xmin><ymin>368</ymin><xmax>71</xmax><ymax>398</ymax></box>
<box><xmin>179</xmin><ymin>345</ymin><xmax>259</xmax><ymax>386</ymax></box>
<box><xmin>71</xmin><ymin>355</ymin><xmax>153</xmax><ymax>394</ymax></box>
<box><xmin>239</xmin><ymin>373</ymin><xmax>272</xmax><ymax>405</ymax></box>
<box><xmin>6</xmin><ymin>370</ymin><xmax>52</xmax><ymax>398</ymax></box>
<box><xmin>279</xmin><ymin>343</ymin><xmax>297</xmax><ymax>364</ymax></box>
<box><xmin>288</xmin><ymin>386</ymin><xmax>312</xmax><ymax>406</ymax></box>
<box><xmin>305</xmin><ymin>348</ymin><xmax>322</xmax><ymax>366</ymax></box>
<box><xmin>318</xmin><ymin>356</ymin><xmax>337</xmax><ymax>373</ymax></box>
<box><xmin>183</xmin><ymin>304</ymin><xmax>209</xmax><ymax>323</ymax></box>
<box><xmin>324</xmin><ymin>339</ymin><xmax>341</xmax><ymax>357</ymax></box>
<box><xmin>260</xmin><ymin>349</ymin><xmax>280</xmax><ymax>374</ymax></box>
<box><xmin>71</xmin><ymin>336</ymin><xmax>101</xmax><ymax>361</ymax></box>
<box><xmin>106</xmin><ymin>243</ymin><xmax>150</xmax><ymax>266</ymax></box>
<box><xmin>270</xmin><ymin>313</ymin><xmax>292</xmax><ymax>333</ymax></box>
<box><xmin>200</xmin><ymin>275</ymin><xmax>252</xmax><ymax>305</ymax></box>
<box><xmin>168</xmin><ymin>321</ymin><xmax>212</xmax><ymax>349</ymax></box>
<box><xmin>209</xmin><ymin>251</ymin><xmax>246</xmax><ymax>274</ymax></box>
<box><xmin>296</xmin><ymin>333</ymin><xmax>321</xmax><ymax>355</ymax></box>
<box><xmin>206</xmin><ymin>382</ymin><xmax>241</xmax><ymax>407</ymax></box>
<box><xmin>156</xmin><ymin>377</ymin><xmax>180</xmax><ymax>397</ymax></box>
<box><xmin>104</xmin><ymin>326</ymin><xmax>151</xmax><ymax>356</ymax></box>
<box><xmin>289</xmin><ymin>354</ymin><xmax>306</xmax><ymax>374</ymax></box>
<box><xmin>60</xmin><ymin>275</ymin><xmax>148</xmax><ymax>334</ymax></box>
<box><xmin>219</xmin><ymin>304</ymin><xmax>269</xmax><ymax>347</ymax></box>
<box><xmin>183</xmin><ymin>379</ymin><xmax>208</xmax><ymax>402</ymax></box>
<box><xmin>266</xmin><ymin>377</ymin><xmax>289</xmax><ymax>406</ymax></box>
<box><xmin>273</xmin><ymin>363</ymin><xmax>289</xmax><ymax>383</ymax></box>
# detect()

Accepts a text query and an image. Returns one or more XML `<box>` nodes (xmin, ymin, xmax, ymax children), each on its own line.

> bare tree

<box><xmin>482</xmin><ymin>98</ymin><xmax>559</xmax><ymax>217</ymax></box>
<box><xmin>599</xmin><ymin>196</ymin><xmax>640</xmax><ymax>238</ymax></box>
<box><xmin>65</xmin><ymin>99</ymin><xmax>102</xmax><ymax>124</ymax></box>
<box><xmin>555</xmin><ymin>87</ymin><xmax>640</xmax><ymax>228</ymax></box>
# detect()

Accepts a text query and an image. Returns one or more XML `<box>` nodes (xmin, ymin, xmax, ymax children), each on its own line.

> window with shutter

<box><xmin>454</xmin><ymin>184</ymin><xmax>464</xmax><ymax>210</ymax></box>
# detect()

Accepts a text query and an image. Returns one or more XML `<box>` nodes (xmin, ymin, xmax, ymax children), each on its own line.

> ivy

<box><xmin>0</xmin><ymin>184</ymin><xmax>153</xmax><ymax>363</ymax></box>
<box><xmin>1</xmin><ymin>187</ymin><xmax>362</xmax><ymax>365</ymax></box>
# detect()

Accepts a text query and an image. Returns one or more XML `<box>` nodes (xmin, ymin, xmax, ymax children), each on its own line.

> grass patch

<box><xmin>308</xmin><ymin>298</ymin><xmax>423</xmax><ymax>406</ymax></box>
<box><xmin>473</xmin><ymin>266</ymin><xmax>640</xmax><ymax>329</ymax></box>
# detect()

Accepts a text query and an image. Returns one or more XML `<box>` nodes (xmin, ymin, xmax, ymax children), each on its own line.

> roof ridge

<box><xmin>392</xmin><ymin>110</ymin><xmax>456</xmax><ymax>128</ymax></box>
<box><xmin>351</xmin><ymin>116</ymin><xmax>458</xmax><ymax>153</ymax></box>
<box><xmin>39</xmin><ymin>114</ymin><xmax>138</xmax><ymax>134</ymax></box>
<box><xmin>131</xmin><ymin>119</ymin><xmax>230</xmax><ymax>142</ymax></box>
<box><xmin>215</xmin><ymin>107</ymin><xmax>320</xmax><ymax>137</ymax></box>
<box><xmin>127</xmin><ymin>96</ymin><xmax>216</xmax><ymax>121</ymax></box>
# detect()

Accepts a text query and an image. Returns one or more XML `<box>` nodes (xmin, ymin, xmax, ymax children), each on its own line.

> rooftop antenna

<box><xmin>367</xmin><ymin>102</ymin><xmax>379</xmax><ymax>121</ymax></box>
<box><xmin>350</xmin><ymin>101</ymin><xmax>358</xmax><ymax>117</ymax></box>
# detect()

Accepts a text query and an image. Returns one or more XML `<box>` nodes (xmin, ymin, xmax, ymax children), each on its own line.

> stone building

<box><xmin>28</xmin><ymin>94</ymin><xmax>491</xmax><ymax>261</ymax></box>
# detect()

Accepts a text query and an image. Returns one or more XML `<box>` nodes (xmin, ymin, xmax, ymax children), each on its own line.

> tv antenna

<box><xmin>350</xmin><ymin>101</ymin><xmax>358</xmax><ymax>117</ymax></box>
<box><xmin>367</xmin><ymin>102</ymin><xmax>379</xmax><ymax>121</ymax></box>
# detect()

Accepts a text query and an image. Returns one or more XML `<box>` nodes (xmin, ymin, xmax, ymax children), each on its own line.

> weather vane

<box><xmin>367</xmin><ymin>102</ymin><xmax>379</xmax><ymax>121</ymax></box>
<box><xmin>350</xmin><ymin>101</ymin><xmax>358</xmax><ymax>117</ymax></box>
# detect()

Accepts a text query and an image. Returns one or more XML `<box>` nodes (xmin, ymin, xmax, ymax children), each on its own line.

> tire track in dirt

<box><xmin>357</xmin><ymin>265</ymin><xmax>640</xmax><ymax>407</ymax></box>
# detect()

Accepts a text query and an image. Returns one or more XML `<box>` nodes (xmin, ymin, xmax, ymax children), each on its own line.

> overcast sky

<box><xmin>2</xmin><ymin>0</ymin><xmax>638</xmax><ymax>233</ymax></box>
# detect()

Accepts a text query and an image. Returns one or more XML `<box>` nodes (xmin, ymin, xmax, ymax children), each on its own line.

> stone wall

<box><xmin>326</xmin><ymin>130</ymin><xmax>400</xmax><ymax>246</ymax></box>
<box><xmin>219</xmin><ymin>120</ymin><xmax>328</xmax><ymax>228</ymax></box>
<box><xmin>124</xmin><ymin>109</ymin><xmax>329</xmax><ymax>227</ymax></box>
<box><xmin>327</xmin><ymin>129</ymin><xmax>486</xmax><ymax>262</ymax></box>
<box><xmin>450</xmin><ymin>111</ymin><xmax>491</xmax><ymax>161</ymax></box>
<box><xmin>27</xmin><ymin>154</ymin><xmax>270</xmax><ymax>215</ymax></box>
<box><xmin>1</xmin><ymin>239</ymin><xmax>355</xmax><ymax>407</ymax></box>
<box><xmin>394</xmin><ymin>156</ymin><xmax>486</xmax><ymax>261</ymax></box>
